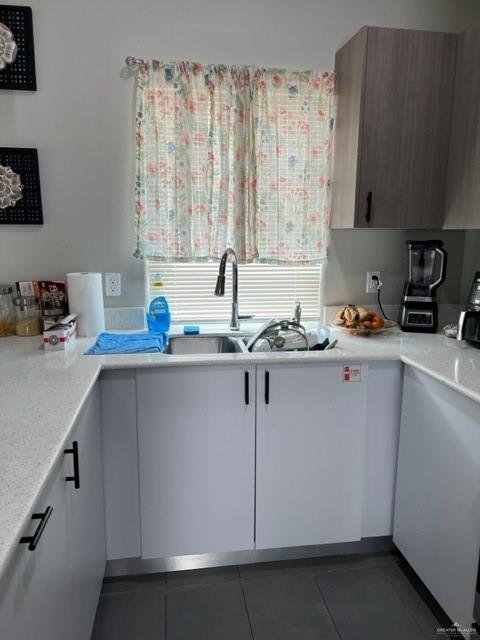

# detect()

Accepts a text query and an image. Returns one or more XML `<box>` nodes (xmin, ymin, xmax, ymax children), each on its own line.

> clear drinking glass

<box><xmin>14</xmin><ymin>296</ymin><xmax>42</xmax><ymax>336</ymax></box>
<box><xmin>0</xmin><ymin>285</ymin><xmax>15</xmax><ymax>336</ymax></box>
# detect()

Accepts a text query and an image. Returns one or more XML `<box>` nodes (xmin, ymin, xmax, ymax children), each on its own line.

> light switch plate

<box><xmin>105</xmin><ymin>273</ymin><xmax>121</xmax><ymax>297</ymax></box>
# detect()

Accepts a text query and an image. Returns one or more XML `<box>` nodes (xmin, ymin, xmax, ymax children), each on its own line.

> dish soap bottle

<box><xmin>147</xmin><ymin>296</ymin><xmax>171</xmax><ymax>333</ymax></box>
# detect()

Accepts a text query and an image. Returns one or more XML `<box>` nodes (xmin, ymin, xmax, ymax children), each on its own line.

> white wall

<box><xmin>1</xmin><ymin>0</ymin><xmax>479</xmax><ymax>307</ymax></box>
<box><xmin>327</xmin><ymin>229</ymin><xmax>466</xmax><ymax>306</ymax></box>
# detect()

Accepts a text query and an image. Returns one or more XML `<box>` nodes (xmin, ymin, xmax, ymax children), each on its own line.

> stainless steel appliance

<box><xmin>399</xmin><ymin>240</ymin><xmax>447</xmax><ymax>333</ymax></box>
<box><xmin>457</xmin><ymin>272</ymin><xmax>480</xmax><ymax>348</ymax></box>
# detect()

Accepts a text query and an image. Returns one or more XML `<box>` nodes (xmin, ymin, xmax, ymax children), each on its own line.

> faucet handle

<box><xmin>292</xmin><ymin>301</ymin><xmax>302</xmax><ymax>324</ymax></box>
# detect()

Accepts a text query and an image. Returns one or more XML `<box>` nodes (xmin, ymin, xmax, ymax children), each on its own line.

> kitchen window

<box><xmin>146</xmin><ymin>261</ymin><xmax>325</xmax><ymax>322</ymax></box>
<box><xmin>135</xmin><ymin>60</ymin><xmax>334</xmax><ymax>322</ymax></box>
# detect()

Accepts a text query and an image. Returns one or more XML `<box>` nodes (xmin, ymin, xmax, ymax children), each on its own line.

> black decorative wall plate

<box><xmin>0</xmin><ymin>148</ymin><xmax>43</xmax><ymax>224</ymax></box>
<box><xmin>0</xmin><ymin>5</ymin><xmax>36</xmax><ymax>90</ymax></box>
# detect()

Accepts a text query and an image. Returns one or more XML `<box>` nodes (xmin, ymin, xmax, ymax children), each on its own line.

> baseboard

<box><xmin>105</xmin><ymin>535</ymin><xmax>394</xmax><ymax>577</ymax></box>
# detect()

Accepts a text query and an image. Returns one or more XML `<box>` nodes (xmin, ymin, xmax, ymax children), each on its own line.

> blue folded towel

<box><xmin>85</xmin><ymin>332</ymin><xmax>168</xmax><ymax>355</ymax></box>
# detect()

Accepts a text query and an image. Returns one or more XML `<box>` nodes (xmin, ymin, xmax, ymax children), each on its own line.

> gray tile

<box><xmin>166</xmin><ymin>565</ymin><xmax>239</xmax><ymax>589</ymax></box>
<box><xmin>91</xmin><ymin>588</ymin><xmax>165</xmax><ymax>640</ymax></box>
<box><xmin>166</xmin><ymin>581</ymin><xmax>252</xmax><ymax>640</ymax></box>
<box><xmin>316</xmin><ymin>567</ymin><xmax>427</xmax><ymax>640</ymax></box>
<box><xmin>242</xmin><ymin>571</ymin><xmax>340</xmax><ymax>640</ymax></box>
<box><xmin>383</xmin><ymin>565</ymin><xmax>442</xmax><ymax>640</ymax></box>
<box><xmin>310</xmin><ymin>551</ymin><xmax>400</xmax><ymax>574</ymax></box>
<box><xmin>102</xmin><ymin>572</ymin><xmax>166</xmax><ymax>594</ymax></box>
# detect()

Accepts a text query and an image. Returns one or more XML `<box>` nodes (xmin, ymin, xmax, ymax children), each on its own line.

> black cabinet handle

<box><xmin>244</xmin><ymin>371</ymin><xmax>250</xmax><ymax>405</ymax></box>
<box><xmin>20</xmin><ymin>506</ymin><xmax>53</xmax><ymax>551</ymax></box>
<box><xmin>265</xmin><ymin>371</ymin><xmax>270</xmax><ymax>405</ymax></box>
<box><xmin>65</xmin><ymin>440</ymin><xmax>80</xmax><ymax>489</ymax></box>
<box><xmin>366</xmin><ymin>191</ymin><xmax>373</xmax><ymax>223</ymax></box>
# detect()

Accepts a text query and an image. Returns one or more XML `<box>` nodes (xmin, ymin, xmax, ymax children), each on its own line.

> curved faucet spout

<box><xmin>214</xmin><ymin>248</ymin><xmax>240</xmax><ymax>331</ymax></box>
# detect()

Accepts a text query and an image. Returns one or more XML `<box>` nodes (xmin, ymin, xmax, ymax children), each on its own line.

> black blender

<box><xmin>399</xmin><ymin>240</ymin><xmax>448</xmax><ymax>333</ymax></box>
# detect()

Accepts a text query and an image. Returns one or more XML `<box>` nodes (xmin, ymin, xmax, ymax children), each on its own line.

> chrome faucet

<box><xmin>214</xmin><ymin>248</ymin><xmax>240</xmax><ymax>331</ymax></box>
<box><xmin>246</xmin><ymin>319</ymin><xmax>310</xmax><ymax>352</ymax></box>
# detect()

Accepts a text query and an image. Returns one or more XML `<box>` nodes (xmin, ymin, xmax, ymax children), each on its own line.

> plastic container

<box><xmin>14</xmin><ymin>296</ymin><xmax>42</xmax><ymax>336</ymax></box>
<box><xmin>0</xmin><ymin>285</ymin><xmax>15</xmax><ymax>337</ymax></box>
<box><xmin>147</xmin><ymin>296</ymin><xmax>171</xmax><ymax>333</ymax></box>
<box><xmin>316</xmin><ymin>323</ymin><xmax>331</xmax><ymax>345</ymax></box>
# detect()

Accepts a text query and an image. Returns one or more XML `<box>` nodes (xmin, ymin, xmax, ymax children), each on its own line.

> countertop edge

<box><xmin>399</xmin><ymin>355</ymin><xmax>480</xmax><ymax>404</ymax></box>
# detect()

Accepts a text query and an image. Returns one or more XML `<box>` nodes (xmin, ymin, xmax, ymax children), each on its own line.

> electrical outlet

<box><xmin>105</xmin><ymin>273</ymin><xmax>121</xmax><ymax>297</ymax></box>
<box><xmin>366</xmin><ymin>271</ymin><xmax>381</xmax><ymax>294</ymax></box>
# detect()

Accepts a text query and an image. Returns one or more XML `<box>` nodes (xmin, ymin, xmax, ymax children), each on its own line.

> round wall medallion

<box><xmin>0</xmin><ymin>22</ymin><xmax>17</xmax><ymax>70</ymax></box>
<box><xmin>0</xmin><ymin>165</ymin><xmax>23</xmax><ymax>209</ymax></box>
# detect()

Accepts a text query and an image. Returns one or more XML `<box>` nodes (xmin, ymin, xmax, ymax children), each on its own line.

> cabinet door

<box><xmin>394</xmin><ymin>367</ymin><xmax>480</xmax><ymax>629</ymax></box>
<box><xmin>137</xmin><ymin>365</ymin><xmax>256</xmax><ymax>558</ymax></box>
<box><xmin>444</xmin><ymin>24</ymin><xmax>480</xmax><ymax>229</ymax></box>
<box><xmin>255</xmin><ymin>364</ymin><xmax>367</xmax><ymax>550</ymax></box>
<box><xmin>357</xmin><ymin>28</ymin><xmax>456</xmax><ymax>228</ymax></box>
<box><xmin>362</xmin><ymin>362</ymin><xmax>402</xmax><ymax>537</ymax></box>
<box><xmin>100</xmin><ymin>370</ymin><xmax>141</xmax><ymax>560</ymax></box>
<box><xmin>64</xmin><ymin>384</ymin><xmax>106</xmax><ymax>640</ymax></box>
<box><xmin>331</xmin><ymin>27</ymin><xmax>368</xmax><ymax>229</ymax></box>
<box><xmin>0</xmin><ymin>468</ymin><xmax>71</xmax><ymax>640</ymax></box>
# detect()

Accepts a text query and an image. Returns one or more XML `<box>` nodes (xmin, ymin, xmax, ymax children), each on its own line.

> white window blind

<box><xmin>146</xmin><ymin>262</ymin><xmax>325</xmax><ymax>322</ymax></box>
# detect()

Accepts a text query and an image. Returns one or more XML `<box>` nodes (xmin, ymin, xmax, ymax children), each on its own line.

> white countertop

<box><xmin>1</xmin><ymin>326</ymin><xmax>480</xmax><ymax>583</ymax></box>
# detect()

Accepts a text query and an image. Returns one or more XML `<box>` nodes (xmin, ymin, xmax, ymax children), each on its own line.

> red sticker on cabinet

<box><xmin>343</xmin><ymin>365</ymin><xmax>361</xmax><ymax>382</ymax></box>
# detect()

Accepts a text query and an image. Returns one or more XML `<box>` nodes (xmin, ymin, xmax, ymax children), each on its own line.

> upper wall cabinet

<box><xmin>331</xmin><ymin>27</ymin><xmax>457</xmax><ymax>229</ymax></box>
<box><xmin>444</xmin><ymin>24</ymin><xmax>480</xmax><ymax>229</ymax></box>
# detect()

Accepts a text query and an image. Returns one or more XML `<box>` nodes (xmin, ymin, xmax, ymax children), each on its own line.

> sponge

<box><xmin>183</xmin><ymin>325</ymin><xmax>200</xmax><ymax>335</ymax></box>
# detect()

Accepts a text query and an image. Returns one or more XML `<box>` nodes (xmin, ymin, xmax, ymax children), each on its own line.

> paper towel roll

<box><xmin>67</xmin><ymin>272</ymin><xmax>105</xmax><ymax>337</ymax></box>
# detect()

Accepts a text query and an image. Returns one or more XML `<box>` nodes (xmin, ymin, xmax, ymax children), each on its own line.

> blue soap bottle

<box><xmin>147</xmin><ymin>296</ymin><xmax>171</xmax><ymax>333</ymax></box>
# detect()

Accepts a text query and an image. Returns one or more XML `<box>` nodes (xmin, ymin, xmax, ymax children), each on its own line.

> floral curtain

<box><xmin>134</xmin><ymin>61</ymin><xmax>334</xmax><ymax>263</ymax></box>
<box><xmin>253</xmin><ymin>69</ymin><xmax>334</xmax><ymax>262</ymax></box>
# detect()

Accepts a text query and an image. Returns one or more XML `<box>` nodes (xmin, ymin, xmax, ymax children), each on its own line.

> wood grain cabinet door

<box><xmin>357</xmin><ymin>28</ymin><xmax>457</xmax><ymax>229</ymax></box>
<box><xmin>444</xmin><ymin>24</ymin><xmax>480</xmax><ymax>229</ymax></box>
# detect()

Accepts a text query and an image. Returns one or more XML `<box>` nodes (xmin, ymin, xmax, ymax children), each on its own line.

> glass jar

<box><xmin>14</xmin><ymin>296</ymin><xmax>42</xmax><ymax>336</ymax></box>
<box><xmin>0</xmin><ymin>285</ymin><xmax>15</xmax><ymax>337</ymax></box>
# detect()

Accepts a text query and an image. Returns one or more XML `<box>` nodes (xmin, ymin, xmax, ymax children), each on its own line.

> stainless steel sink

<box><xmin>164</xmin><ymin>336</ymin><xmax>247</xmax><ymax>355</ymax></box>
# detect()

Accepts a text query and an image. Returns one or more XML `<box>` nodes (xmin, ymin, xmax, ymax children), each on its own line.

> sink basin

<box><xmin>164</xmin><ymin>336</ymin><xmax>246</xmax><ymax>355</ymax></box>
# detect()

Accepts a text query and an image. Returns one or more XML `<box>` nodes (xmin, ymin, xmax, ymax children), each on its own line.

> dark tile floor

<box><xmin>91</xmin><ymin>552</ymin><xmax>449</xmax><ymax>640</ymax></box>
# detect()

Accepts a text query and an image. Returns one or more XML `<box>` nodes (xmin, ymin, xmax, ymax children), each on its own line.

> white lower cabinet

<box><xmin>394</xmin><ymin>367</ymin><xmax>480</xmax><ymax>631</ymax></box>
<box><xmin>100</xmin><ymin>370</ymin><xmax>142</xmax><ymax>560</ymax></box>
<box><xmin>255</xmin><ymin>363</ymin><xmax>368</xmax><ymax>549</ymax></box>
<box><xmin>0</xmin><ymin>464</ymin><xmax>71</xmax><ymax>640</ymax></box>
<box><xmin>0</xmin><ymin>385</ymin><xmax>105</xmax><ymax>640</ymax></box>
<box><xmin>137</xmin><ymin>365</ymin><xmax>256</xmax><ymax>558</ymax></box>
<box><xmin>362</xmin><ymin>361</ymin><xmax>402</xmax><ymax>537</ymax></box>
<box><xmin>131</xmin><ymin>361</ymin><xmax>398</xmax><ymax>558</ymax></box>
<box><xmin>64</xmin><ymin>385</ymin><xmax>106</xmax><ymax>639</ymax></box>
